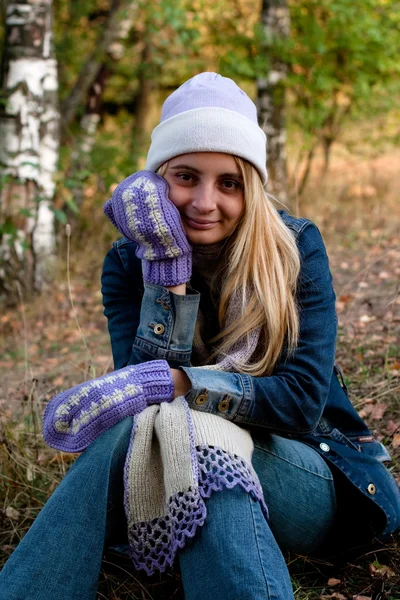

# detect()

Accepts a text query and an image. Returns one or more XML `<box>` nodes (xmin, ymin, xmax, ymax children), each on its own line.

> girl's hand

<box><xmin>171</xmin><ymin>368</ymin><xmax>191</xmax><ymax>398</ymax></box>
<box><xmin>104</xmin><ymin>171</ymin><xmax>192</xmax><ymax>287</ymax></box>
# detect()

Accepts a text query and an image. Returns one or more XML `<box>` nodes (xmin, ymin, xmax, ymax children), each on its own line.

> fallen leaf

<box><xmin>327</xmin><ymin>578</ymin><xmax>341</xmax><ymax>586</ymax></box>
<box><xmin>26</xmin><ymin>464</ymin><xmax>35</xmax><ymax>482</ymax></box>
<box><xmin>392</xmin><ymin>434</ymin><xmax>400</xmax><ymax>448</ymax></box>
<box><xmin>5</xmin><ymin>506</ymin><xmax>20</xmax><ymax>520</ymax></box>
<box><xmin>353</xmin><ymin>596</ymin><xmax>371</xmax><ymax>600</ymax></box>
<box><xmin>359</xmin><ymin>314</ymin><xmax>376</xmax><ymax>323</ymax></box>
<box><xmin>371</xmin><ymin>403</ymin><xmax>387</xmax><ymax>420</ymax></box>
<box><xmin>386</xmin><ymin>420</ymin><xmax>400</xmax><ymax>434</ymax></box>
<box><xmin>369</xmin><ymin>562</ymin><xmax>396</xmax><ymax>577</ymax></box>
<box><xmin>359</xmin><ymin>404</ymin><xmax>374</xmax><ymax>419</ymax></box>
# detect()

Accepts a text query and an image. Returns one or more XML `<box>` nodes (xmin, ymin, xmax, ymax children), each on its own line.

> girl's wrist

<box><xmin>171</xmin><ymin>368</ymin><xmax>191</xmax><ymax>397</ymax></box>
<box><xmin>167</xmin><ymin>283</ymin><xmax>186</xmax><ymax>295</ymax></box>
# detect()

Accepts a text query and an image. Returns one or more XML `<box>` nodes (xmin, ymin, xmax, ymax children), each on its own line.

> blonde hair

<box><xmin>158</xmin><ymin>158</ymin><xmax>301</xmax><ymax>376</ymax></box>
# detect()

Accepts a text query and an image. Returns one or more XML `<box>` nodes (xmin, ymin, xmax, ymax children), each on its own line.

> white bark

<box><xmin>0</xmin><ymin>1</ymin><xmax>60</xmax><ymax>296</ymax></box>
<box><xmin>257</xmin><ymin>0</ymin><xmax>290</xmax><ymax>206</ymax></box>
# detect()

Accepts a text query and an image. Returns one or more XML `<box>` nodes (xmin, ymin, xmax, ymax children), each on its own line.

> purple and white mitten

<box><xmin>42</xmin><ymin>360</ymin><xmax>174</xmax><ymax>452</ymax></box>
<box><xmin>104</xmin><ymin>171</ymin><xmax>192</xmax><ymax>286</ymax></box>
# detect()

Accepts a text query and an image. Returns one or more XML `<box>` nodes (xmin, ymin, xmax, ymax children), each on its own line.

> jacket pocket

<box><xmin>353</xmin><ymin>437</ymin><xmax>392</xmax><ymax>463</ymax></box>
<box><xmin>328</xmin><ymin>428</ymin><xmax>392</xmax><ymax>463</ymax></box>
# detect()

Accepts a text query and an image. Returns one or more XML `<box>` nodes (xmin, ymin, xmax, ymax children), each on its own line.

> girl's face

<box><xmin>163</xmin><ymin>152</ymin><xmax>245</xmax><ymax>245</ymax></box>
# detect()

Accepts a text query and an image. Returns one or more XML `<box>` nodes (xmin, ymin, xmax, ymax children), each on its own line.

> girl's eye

<box><xmin>177</xmin><ymin>173</ymin><xmax>195</xmax><ymax>182</ymax></box>
<box><xmin>221</xmin><ymin>179</ymin><xmax>242</xmax><ymax>191</ymax></box>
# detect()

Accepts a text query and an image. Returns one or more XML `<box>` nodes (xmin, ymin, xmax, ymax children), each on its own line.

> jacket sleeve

<box><xmin>180</xmin><ymin>222</ymin><xmax>337</xmax><ymax>435</ymax></box>
<box><xmin>101</xmin><ymin>240</ymin><xmax>200</xmax><ymax>370</ymax></box>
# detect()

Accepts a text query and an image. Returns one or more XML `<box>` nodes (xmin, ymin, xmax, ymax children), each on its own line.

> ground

<box><xmin>0</xmin><ymin>147</ymin><xmax>399</xmax><ymax>599</ymax></box>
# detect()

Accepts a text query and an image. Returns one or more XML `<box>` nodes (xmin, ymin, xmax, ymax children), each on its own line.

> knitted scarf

<box><xmin>43</xmin><ymin>242</ymin><xmax>266</xmax><ymax>576</ymax></box>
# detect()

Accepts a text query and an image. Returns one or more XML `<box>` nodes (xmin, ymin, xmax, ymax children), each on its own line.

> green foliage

<box><xmin>283</xmin><ymin>0</ymin><xmax>400</xmax><ymax>147</ymax></box>
<box><xmin>4</xmin><ymin>0</ymin><xmax>399</xmax><ymax>234</ymax></box>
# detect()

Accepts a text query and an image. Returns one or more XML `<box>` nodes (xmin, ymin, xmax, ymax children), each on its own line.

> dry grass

<box><xmin>1</xmin><ymin>144</ymin><xmax>400</xmax><ymax>598</ymax></box>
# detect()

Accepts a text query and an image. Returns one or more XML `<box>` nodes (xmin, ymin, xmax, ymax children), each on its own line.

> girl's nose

<box><xmin>191</xmin><ymin>183</ymin><xmax>217</xmax><ymax>213</ymax></box>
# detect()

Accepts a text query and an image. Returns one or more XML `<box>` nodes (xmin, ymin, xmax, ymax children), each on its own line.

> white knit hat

<box><xmin>146</xmin><ymin>72</ymin><xmax>268</xmax><ymax>185</ymax></box>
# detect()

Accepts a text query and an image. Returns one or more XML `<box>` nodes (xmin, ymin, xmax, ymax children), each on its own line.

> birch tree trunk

<box><xmin>257</xmin><ymin>0</ymin><xmax>290</xmax><ymax>206</ymax></box>
<box><xmin>0</xmin><ymin>0</ymin><xmax>60</xmax><ymax>301</ymax></box>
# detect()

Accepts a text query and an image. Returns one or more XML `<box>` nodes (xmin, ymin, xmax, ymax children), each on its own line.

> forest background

<box><xmin>0</xmin><ymin>1</ymin><xmax>400</xmax><ymax>599</ymax></box>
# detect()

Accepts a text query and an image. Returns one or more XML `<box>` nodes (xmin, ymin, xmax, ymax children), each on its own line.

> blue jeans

<box><xmin>0</xmin><ymin>419</ymin><xmax>336</xmax><ymax>600</ymax></box>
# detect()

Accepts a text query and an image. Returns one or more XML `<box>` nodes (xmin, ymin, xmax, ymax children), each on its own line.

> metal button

<box><xmin>218</xmin><ymin>397</ymin><xmax>230</xmax><ymax>413</ymax></box>
<box><xmin>153</xmin><ymin>324</ymin><xmax>165</xmax><ymax>335</ymax></box>
<box><xmin>367</xmin><ymin>483</ymin><xmax>376</xmax><ymax>495</ymax></box>
<box><xmin>195</xmin><ymin>393</ymin><xmax>208</xmax><ymax>406</ymax></box>
<box><xmin>319</xmin><ymin>443</ymin><xmax>330</xmax><ymax>452</ymax></box>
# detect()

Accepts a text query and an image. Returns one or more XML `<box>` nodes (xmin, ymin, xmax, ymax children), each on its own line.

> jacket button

<box><xmin>218</xmin><ymin>397</ymin><xmax>230</xmax><ymax>413</ymax></box>
<box><xmin>195</xmin><ymin>393</ymin><xmax>208</xmax><ymax>406</ymax></box>
<box><xmin>319</xmin><ymin>443</ymin><xmax>330</xmax><ymax>452</ymax></box>
<box><xmin>153</xmin><ymin>324</ymin><xmax>165</xmax><ymax>335</ymax></box>
<box><xmin>367</xmin><ymin>483</ymin><xmax>376</xmax><ymax>495</ymax></box>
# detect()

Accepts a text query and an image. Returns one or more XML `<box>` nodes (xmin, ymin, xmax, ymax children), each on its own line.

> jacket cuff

<box><xmin>134</xmin><ymin>283</ymin><xmax>200</xmax><ymax>360</ymax></box>
<box><xmin>179</xmin><ymin>366</ymin><xmax>251</xmax><ymax>420</ymax></box>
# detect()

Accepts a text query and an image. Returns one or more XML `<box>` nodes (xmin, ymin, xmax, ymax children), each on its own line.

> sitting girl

<box><xmin>1</xmin><ymin>72</ymin><xmax>399</xmax><ymax>600</ymax></box>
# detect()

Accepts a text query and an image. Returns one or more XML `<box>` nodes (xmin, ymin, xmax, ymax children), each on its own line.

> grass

<box><xmin>1</xmin><ymin>144</ymin><xmax>400</xmax><ymax>598</ymax></box>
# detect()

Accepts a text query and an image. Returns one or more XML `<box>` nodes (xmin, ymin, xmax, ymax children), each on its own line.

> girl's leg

<box><xmin>180</xmin><ymin>486</ymin><xmax>294</xmax><ymax>600</ymax></box>
<box><xmin>0</xmin><ymin>417</ymin><xmax>132</xmax><ymax>600</ymax></box>
<box><xmin>179</xmin><ymin>435</ymin><xmax>336</xmax><ymax>600</ymax></box>
<box><xmin>253</xmin><ymin>434</ymin><xmax>337</xmax><ymax>554</ymax></box>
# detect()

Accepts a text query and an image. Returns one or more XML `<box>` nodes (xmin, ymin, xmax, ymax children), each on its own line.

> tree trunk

<box><xmin>67</xmin><ymin>65</ymin><xmax>109</xmax><ymax>219</ymax></box>
<box><xmin>66</xmin><ymin>3</ymin><xmax>139</xmax><ymax>221</ymax></box>
<box><xmin>256</xmin><ymin>0</ymin><xmax>290</xmax><ymax>206</ymax></box>
<box><xmin>135</xmin><ymin>43</ymin><xmax>154</xmax><ymax>169</ymax></box>
<box><xmin>0</xmin><ymin>0</ymin><xmax>60</xmax><ymax>302</ymax></box>
<box><xmin>297</xmin><ymin>144</ymin><xmax>317</xmax><ymax>197</ymax></box>
<box><xmin>61</xmin><ymin>0</ymin><xmax>139</xmax><ymax>129</ymax></box>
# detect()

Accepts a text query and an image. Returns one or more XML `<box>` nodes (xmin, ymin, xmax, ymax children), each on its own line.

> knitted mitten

<box><xmin>42</xmin><ymin>360</ymin><xmax>174</xmax><ymax>453</ymax></box>
<box><xmin>104</xmin><ymin>171</ymin><xmax>192</xmax><ymax>286</ymax></box>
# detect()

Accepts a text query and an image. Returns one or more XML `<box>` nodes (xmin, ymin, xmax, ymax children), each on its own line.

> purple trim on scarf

<box><xmin>123</xmin><ymin>415</ymin><xmax>139</xmax><ymax>526</ymax></box>
<box><xmin>180</xmin><ymin>396</ymin><xmax>199</xmax><ymax>483</ymax></box>
<box><xmin>127</xmin><ymin>485</ymin><xmax>207</xmax><ymax>575</ymax></box>
<box><xmin>196</xmin><ymin>445</ymin><xmax>269</xmax><ymax>520</ymax></box>
<box><xmin>126</xmin><ymin>444</ymin><xmax>268</xmax><ymax>575</ymax></box>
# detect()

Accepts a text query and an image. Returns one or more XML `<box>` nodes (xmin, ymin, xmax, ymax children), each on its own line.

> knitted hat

<box><xmin>146</xmin><ymin>72</ymin><xmax>268</xmax><ymax>185</ymax></box>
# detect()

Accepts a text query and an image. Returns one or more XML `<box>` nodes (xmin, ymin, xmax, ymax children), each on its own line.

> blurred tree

<box><xmin>0</xmin><ymin>0</ymin><xmax>60</xmax><ymax>302</ymax></box>
<box><xmin>257</xmin><ymin>0</ymin><xmax>290</xmax><ymax>205</ymax></box>
<box><xmin>287</xmin><ymin>0</ymin><xmax>400</xmax><ymax>193</ymax></box>
<box><xmin>61</xmin><ymin>0</ymin><xmax>139</xmax><ymax>129</ymax></box>
<box><xmin>67</xmin><ymin>1</ymin><xmax>140</xmax><ymax>218</ymax></box>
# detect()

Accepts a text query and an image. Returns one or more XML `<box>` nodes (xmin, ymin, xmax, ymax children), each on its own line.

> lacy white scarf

<box><xmin>125</xmin><ymin>398</ymin><xmax>267</xmax><ymax>574</ymax></box>
<box><xmin>124</xmin><ymin>242</ymin><xmax>265</xmax><ymax>574</ymax></box>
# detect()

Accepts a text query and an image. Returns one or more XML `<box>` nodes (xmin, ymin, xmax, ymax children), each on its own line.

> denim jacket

<box><xmin>101</xmin><ymin>210</ymin><xmax>400</xmax><ymax>545</ymax></box>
